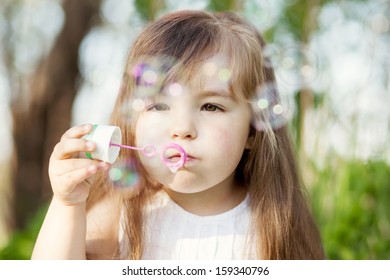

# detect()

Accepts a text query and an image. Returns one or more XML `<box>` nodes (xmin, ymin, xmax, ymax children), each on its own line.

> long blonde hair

<box><xmin>87</xmin><ymin>10</ymin><xmax>325</xmax><ymax>260</ymax></box>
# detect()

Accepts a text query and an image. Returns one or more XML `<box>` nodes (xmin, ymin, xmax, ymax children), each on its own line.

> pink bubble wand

<box><xmin>110</xmin><ymin>142</ymin><xmax>187</xmax><ymax>173</ymax></box>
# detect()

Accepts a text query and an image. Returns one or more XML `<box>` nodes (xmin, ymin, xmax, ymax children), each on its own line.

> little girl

<box><xmin>32</xmin><ymin>10</ymin><xmax>324</xmax><ymax>260</ymax></box>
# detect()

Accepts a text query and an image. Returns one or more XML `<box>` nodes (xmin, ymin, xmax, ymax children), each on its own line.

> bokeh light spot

<box><xmin>371</xmin><ymin>13</ymin><xmax>389</xmax><ymax>34</ymax></box>
<box><xmin>251</xmin><ymin>83</ymin><xmax>294</xmax><ymax>131</ymax></box>
<box><xmin>301</xmin><ymin>65</ymin><xmax>314</xmax><ymax>77</ymax></box>
<box><xmin>257</xmin><ymin>98</ymin><xmax>269</xmax><ymax>109</ymax></box>
<box><xmin>132</xmin><ymin>98</ymin><xmax>146</xmax><ymax>111</ymax></box>
<box><xmin>168</xmin><ymin>83</ymin><xmax>182</xmax><ymax>96</ymax></box>
<box><xmin>218</xmin><ymin>68</ymin><xmax>231</xmax><ymax>82</ymax></box>
<box><xmin>142</xmin><ymin>69</ymin><xmax>158</xmax><ymax>84</ymax></box>
<box><xmin>282</xmin><ymin>57</ymin><xmax>294</xmax><ymax>69</ymax></box>
<box><xmin>273</xmin><ymin>104</ymin><xmax>284</xmax><ymax>115</ymax></box>
<box><xmin>109</xmin><ymin>167</ymin><xmax>122</xmax><ymax>181</ymax></box>
<box><xmin>132</xmin><ymin>63</ymin><xmax>144</xmax><ymax>79</ymax></box>
<box><xmin>202</xmin><ymin>62</ymin><xmax>217</xmax><ymax>76</ymax></box>
<box><xmin>109</xmin><ymin>159</ymin><xmax>140</xmax><ymax>189</ymax></box>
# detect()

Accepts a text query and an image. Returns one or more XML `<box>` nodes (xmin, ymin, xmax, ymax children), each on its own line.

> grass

<box><xmin>309</xmin><ymin>158</ymin><xmax>390</xmax><ymax>259</ymax></box>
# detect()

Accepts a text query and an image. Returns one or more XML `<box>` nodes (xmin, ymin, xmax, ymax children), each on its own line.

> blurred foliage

<box><xmin>135</xmin><ymin>0</ymin><xmax>165</xmax><ymax>21</ymax></box>
<box><xmin>0</xmin><ymin>204</ymin><xmax>48</xmax><ymax>260</ymax></box>
<box><xmin>208</xmin><ymin>0</ymin><xmax>241</xmax><ymax>12</ymax></box>
<box><xmin>310</xmin><ymin>159</ymin><xmax>390</xmax><ymax>259</ymax></box>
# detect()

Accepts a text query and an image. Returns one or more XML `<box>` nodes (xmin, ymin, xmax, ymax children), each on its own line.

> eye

<box><xmin>201</xmin><ymin>103</ymin><xmax>224</xmax><ymax>112</ymax></box>
<box><xmin>147</xmin><ymin>103</ymin><xmax>170</xmax><ymax>111</ymax></box>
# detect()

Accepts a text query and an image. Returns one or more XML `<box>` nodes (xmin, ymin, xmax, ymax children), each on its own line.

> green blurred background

<box><xmin>0</xmin><ymin>0</ymin><xmax>389</xmax><ymax>259</ymax></box>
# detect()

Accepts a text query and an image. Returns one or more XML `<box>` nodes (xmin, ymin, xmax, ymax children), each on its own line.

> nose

<box><xmin>170</xmin><ymin>112</ymin><xmax>197</xmax><ymax>140</ymax></box>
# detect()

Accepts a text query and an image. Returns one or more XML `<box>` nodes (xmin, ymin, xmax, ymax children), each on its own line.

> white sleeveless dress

<box><xmin>119</xmin><ymin>190</ymin><xmax>257</xmax><ymax>259</ymax></box>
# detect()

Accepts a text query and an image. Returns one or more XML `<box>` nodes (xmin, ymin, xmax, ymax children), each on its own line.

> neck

<box><xmin>163</xmin><ymin>174</ymin><xmax>247</xmax><ymax>216</ymax></box>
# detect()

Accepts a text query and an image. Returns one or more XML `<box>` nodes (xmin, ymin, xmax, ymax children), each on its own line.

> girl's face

<box><xmin>134</xmin><ymin>56</ymin><xmax>252</xmax><ymax>193</ymax></box>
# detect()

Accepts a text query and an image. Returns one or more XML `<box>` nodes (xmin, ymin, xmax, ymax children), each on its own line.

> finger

<box><xmin>52</xmin><ymin>138</ymin><xmax>95</xmax><ymax>160</ymax></box>
<box><xmin>58</xmin><ymin>165</ymin><xmax>99</xmax><ymax>189</ymax></box>
<box><xmin>61</xmin><ymin>124</ymin><xmax>93</xmax><ymax>141</ymax></box>
<box><xmin>52</xmin><ymin>158</ymin><xmax>110</xmax><ymax>176</ymax></box>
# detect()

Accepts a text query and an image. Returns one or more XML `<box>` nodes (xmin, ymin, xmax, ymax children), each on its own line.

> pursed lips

<box><xmin>168</xmin><ymin>153</ymin><xmax>197</xmax><ymax>162</ymax></box>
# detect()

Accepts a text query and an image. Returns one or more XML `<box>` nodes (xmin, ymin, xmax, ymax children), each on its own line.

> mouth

<box><xmin>167</xmin><ymin>155</ymin><xmax>182</xmax><ymax>163</ymax></box>
<box><xmin>167</xmin><ymin>154</ymin><xmax>195</xmax><ymax>163</ymax></box>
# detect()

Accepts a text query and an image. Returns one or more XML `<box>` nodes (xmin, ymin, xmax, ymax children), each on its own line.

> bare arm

<box><xmin>33</xmin><ymin>189</ymin><xmax>120</xmax><ymax>260</ymax></box>
<box><xmin>31</xmin><ymin>124</ymin><xmax>110</xmax><ymax>259</ymax></box>
<box><xmin>31</xmin><ymin>199</ymin><xmax>87</xmax><ymax>259</ymax></box>
<box><xmin>85</xmin><ymin>193</ymin><xmax>120</xmax><ymax>260</ymax></box>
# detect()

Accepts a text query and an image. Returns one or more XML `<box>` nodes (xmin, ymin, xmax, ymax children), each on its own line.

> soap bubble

<box><xmin>120</xmin><ymin>55</ymin><xmax>178</xmax><ymax>125</ymax></box>
<box><xmin>251</xmin><ymin>83</ymin><xmax>294</xmax><ymax>131</ymax></box>
<box><xmin>109</xmin><ymin>158</ymin><xmax>140</xmax><ymax>189</ymax></box>
<box><xmin>365</xmin><ymin>0</ymin><xmax>390</xmax><ymax>65</ymax></box>
<box><xmin>262</xmin><ymin>44</ymin><xmax>282</xmax><ymax>69</ymax></box>
<box><xmin>131</xmin><ymin>55</ymin><xmax>177</xmax><ymax>99</ymax></box>
<box><xmin>264</xmin><ymin>43</ymin><xmax>319</xmax><ymax>89</ymax></box>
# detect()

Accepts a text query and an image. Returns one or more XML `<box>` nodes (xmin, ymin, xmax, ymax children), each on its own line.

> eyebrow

<box><xmin>198</xmin><ymin>90</ymin><xmax>236</xmax><ymax>100</ymax></box>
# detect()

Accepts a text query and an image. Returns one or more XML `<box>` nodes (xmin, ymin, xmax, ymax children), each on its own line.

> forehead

<box><xmin>131</xmin><ymin>53</ymin><xmax>246</xmax><ymax>101</ymax></box>
<box><xmin>180</xmin><ymin>54</ymin><xmax>232</xmax><ymax>94</ymax></box>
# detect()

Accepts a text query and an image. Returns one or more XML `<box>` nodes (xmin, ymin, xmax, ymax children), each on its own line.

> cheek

<box><xmin>208</xmin><ymin>124</ymin><xmax>249</xmax><ymax>157</ymax></box>
<box><xmin>135</xmin><ymin>115</ymin><xmax>166</xmax><ymax>146</ymax></box>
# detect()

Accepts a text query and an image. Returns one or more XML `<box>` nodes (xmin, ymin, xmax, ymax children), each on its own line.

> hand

<box><xmin>49</xmin><ymin>124</ymin><xmax>110</xmax><ymax>206</ymax></box>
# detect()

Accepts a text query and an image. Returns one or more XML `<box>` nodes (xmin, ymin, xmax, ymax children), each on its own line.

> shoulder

<box><xmin>86</xmin><ymin>191</ymin><xmax>121</xmax><ymax>259</ymax></box>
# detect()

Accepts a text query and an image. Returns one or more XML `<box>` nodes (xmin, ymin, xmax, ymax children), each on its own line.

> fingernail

<box><xmin>86</xmin><ymin>141</ymin><xmax>95</xmax><ymax>151</ymax></box>
<box><xmin>99</xmin><ymin>162</ymin><xmax>110</xmax><ymax>170</ymax></box>
<box><xmin>83</xmin><ymin>124</ymin><xmax>92</xmax><ymax>131</ymax></box>
<box><xmin>88</xmin><ymin>165</ymin><xmax>97</xmax><ymax>173</ymax></box>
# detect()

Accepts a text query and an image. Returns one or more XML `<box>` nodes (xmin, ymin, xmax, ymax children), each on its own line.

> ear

<box><xmin>245</xmin><ymin>127</ymin><xmax>255</xmax><ymax>149</ymax></box>
<box><xmin>245</xmin><ymin>136</ymin><xmax>254</xmax><ymax>149</ymax></box>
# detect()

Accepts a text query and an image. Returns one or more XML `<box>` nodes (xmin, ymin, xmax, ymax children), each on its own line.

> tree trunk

<box><xmin>11</xmin><ymin>0</ymin><xmax>101</xmax><ymax>229</ymax></box>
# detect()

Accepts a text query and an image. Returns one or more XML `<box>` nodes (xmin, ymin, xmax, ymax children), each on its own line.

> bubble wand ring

<box><xmin>110</xmin><ymin>142</ymin><xmax>187</xmax><ymax>172</ymax></box>
<box><xmin>160</xmin><ymin>143</ymin><xmax>188</xmax><ymax>173</ymax></box>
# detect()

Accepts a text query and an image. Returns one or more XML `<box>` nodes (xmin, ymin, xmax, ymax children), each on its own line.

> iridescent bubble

<box><xmin>276</xmin><ymin>44</ymin><xmax>319</xmax><ymax>88</ymax></box>
<box><xmin>132</xmin><ymin>63</ymin><xmax>142</xmax><ymax>77</ymax></box>
<box><xmin>282</xmin><ymin>57</ymin><xmax>295</xmax><ymax>69</ymax></box>
<box><xmin>132</xmin><ymin>55</ymin><xmax>177</xmax><ymax>97</ymax></box>
<box><xmin>132</xmin><ymin>63</ymin><xmax>147</xmax><ymax>85</ymax></box>
<box><xmin>243</xmin><ymin>0</ymin><xmax>275</xmax><ymax>31</ymax></box>
<box><xmin>109</xmin><ymin>158</ymin><xmax>140</xmax><ymax>189</ymax></box>
<box><xmin>262</xmin><ymin>44</ymin><xmax>282</xmax><ymax>69</ymax></box>
<box><xmin>133</xmin><ymin>64</ymin><xmax>160</xmax><ymax>87</ymax></box>
<box><xmin>251</xmin><ymin>83</ymin><xmax>294</xmax><ymax>131</ymax></box>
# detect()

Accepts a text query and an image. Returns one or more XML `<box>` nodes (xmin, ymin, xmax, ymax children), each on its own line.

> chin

<box><xmin>153</xmin><ymin>167</ymin><xmax>224</xmax><ymax>194</ymax></box>
<box><xmin>166</xmin><ymin>186</ymin><xmax>212</xmax><ymax>194</ymax></box>
<box><xmin>165</xmin><ymin>185</ymin><xmax>211</xmax><ymax>194</ymax></box>
<box><xmin>162</xmin><ymin>175</ymin><xmax>212</xmax><ymax>194</ymax></box>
